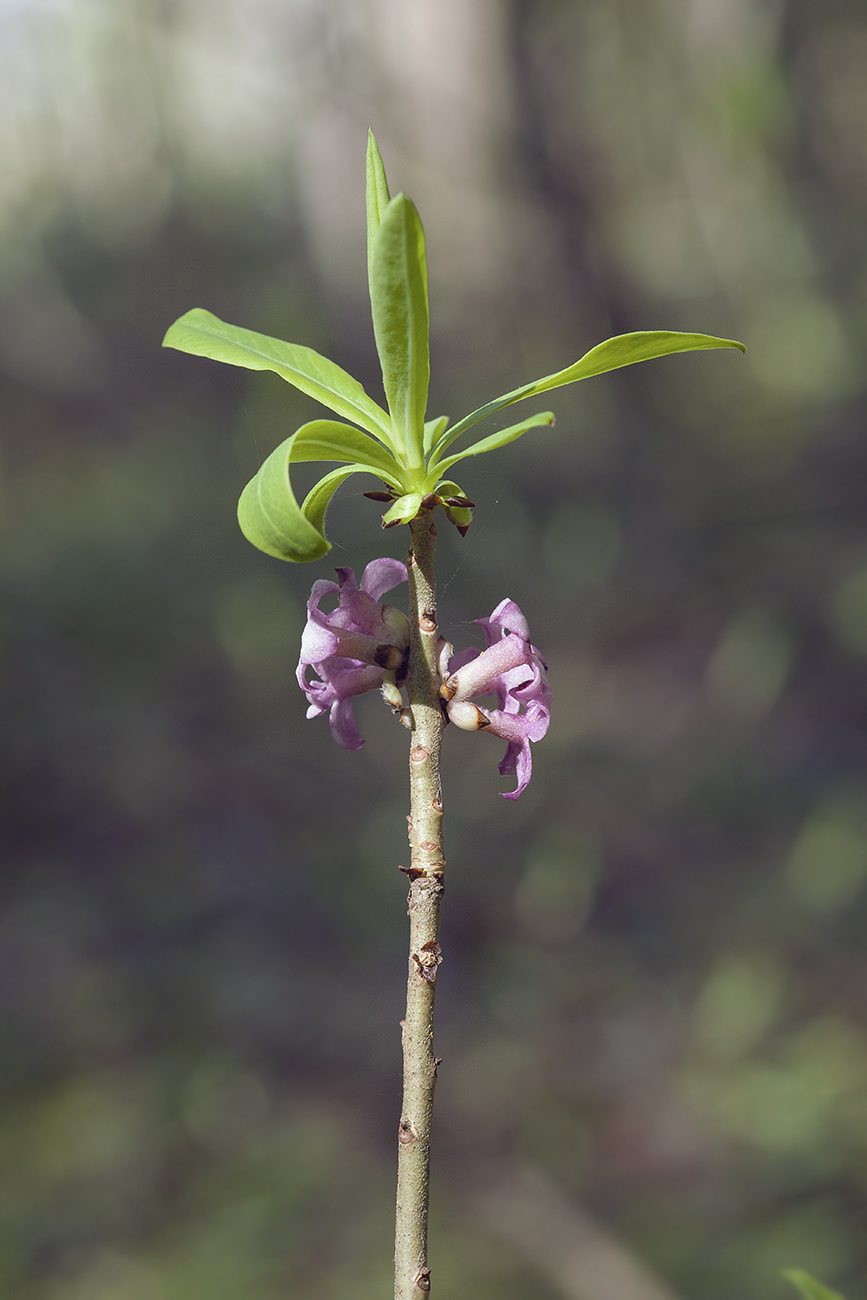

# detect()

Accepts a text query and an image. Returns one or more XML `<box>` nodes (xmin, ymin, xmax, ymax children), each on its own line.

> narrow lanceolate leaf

<box><xmin>163</xmin><ymin>308</ymin><xmax>394</xmax><ymax>447</ymax></box>
<box><xmin>426</xmin><ymin>411</ymin><xmax>555</xmax><ymax>486</ymax></box>
<box><xmin>366</xmin><ymin>131</ymin><xmax>391</xmax><ymax>299</ymax></box>
<box><xmin>423</xmin><ymin>414</ymin><xmax>449</xmax><ymax>457</ymax></box>
<box><xmin>369</xmin><ymin>195</ymin><xmax>430</xmax><ymax>467</ymax></box>
<box><xmin>434</xmin><ymin>330</ymin><xmax>746</xmax><ymax>456</ymax></box>
<box><xmin>782</xmin><ymin>1271</ymin><xmax>845</xmax><ymax>1300</ymax></box>
<box><xmin>237</xmin><ymin>420</ymin><xmax>402</xmax><ymax>563</ymax></box>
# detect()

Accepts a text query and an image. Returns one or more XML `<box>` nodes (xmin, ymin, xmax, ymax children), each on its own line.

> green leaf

<box><xmin>436</xmin><ymin>330</ymin><xmax>746</xmax><ymax>455</ymax></box>
<box><xmin>236</xmin><ymin>419</ymin><xmax>400</xmax><ymax>563</ymax></box>
<box><xmin>427</xmin><ymin>411</ymin><xmax>555</xmax><ymax>484</ymax></box>
<box><xmin>301</xmin><ymin>466</ymin><xmax>359</xmax><ymax>540</ymax></box>
<box><xmin>783</xmin><ymin>1271</ymin><xmax>845</xmax><ymax>1300</ymax></box>
<box><xmin>288</xmin><ymin>419</ymin><xmax>403</xmax><ymax>487</ymax></box>
<box><xmin>163</xmin><ymin>308</ymin><xmax>394</xmax><ymax>447</ymax></box>
<box><xmin>238</xmin><ymin>453</ymin><xmax>330</xmax><ymax>564</ymax></box>
<box><xmin>424</xmin><ymin>414</ymin><xmax>449</xmax><ymax>457</ymax></box>
<box><xmin>381</xmin><ymin>492</ymin><xmax>424</xmax><ymax>528</ymax></box>
<box><xmin>366</xmin><ymin>131</ymin><xmax>391</xmax><ymax>300</ymax></box>
<box><xmin>369</xmin><ymin>195</ymin><xmax>430</xmax><ymax>467</ymax></box>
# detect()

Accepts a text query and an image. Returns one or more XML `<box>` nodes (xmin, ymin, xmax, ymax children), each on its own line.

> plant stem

<box><xmin>395</xmin><ymin>507</ymin><xmax>447</xmax><ymax>1299</ymax></box>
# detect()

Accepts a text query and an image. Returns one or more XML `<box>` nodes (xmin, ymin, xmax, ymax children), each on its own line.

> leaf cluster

<box><xmin>163</xmin><ymin>133</ymin><xmax>744</xmax><ymax>562</ymax></box>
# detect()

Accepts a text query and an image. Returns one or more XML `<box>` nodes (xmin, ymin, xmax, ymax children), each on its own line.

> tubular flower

<box><xmin>297</xmin><ymin>558</ymin><xmax>409</xmax><ymax>750</ymax></box>
<box><xmin>440</xmin><ymin>598</ymin><xmax>551</xmax><ymax>800</ymax></box>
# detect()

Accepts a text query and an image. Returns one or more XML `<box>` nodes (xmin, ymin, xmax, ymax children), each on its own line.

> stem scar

<box><xmin>409</xmin><ymin>860</ymin><xmax>445</xmax><ymax>879</ymax></box>
<box><xmin>412</xmin><ymin>941</ymin><xmax>443</xmax><ymax>982</ymax></box>
<box><xmin>398</xmin><ymin>1119</ymin><xmax>419</xmax><ymax>1145</ymax></box>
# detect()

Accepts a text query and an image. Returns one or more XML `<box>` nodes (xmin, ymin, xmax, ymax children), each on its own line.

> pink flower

<box><xmin>440</xmin><ymin>599</ymin><xmax>551</xmax><ymax>799</ymax></box>
<box><xmin>297</xmin><ymin>559</ymin><xmax>409</xmax><ymax>749</ymax></box>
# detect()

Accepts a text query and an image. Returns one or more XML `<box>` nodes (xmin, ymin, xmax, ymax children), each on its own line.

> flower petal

<box><xmin>360</xmin><ymin>556</ymin><xmax>409</xmax><ymax>601</ymax></box>
<box><xmin>498</xmin><ymin>740</ymin><xmax>532</xmax><ymax>801</ymax></box>
<box><xmin>329</xmin><ymin>697</ymin><xmax>365</xmax><ymax>750</ymax></box>
<box><xmin>478</xmin><ymin>597</ymin><xmax>530</xmax><ymax>644</ymax></box>
<box><xmin>299</xmin><ymin>619</ymin><xmax>340</xmax><ymax>664</ymax></box>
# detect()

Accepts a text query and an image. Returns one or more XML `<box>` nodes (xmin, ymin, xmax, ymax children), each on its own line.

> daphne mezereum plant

<box><xmin>164</xmin><ymin>133</ymin><xmax>744</xmax><ymax>1299</ymax></box>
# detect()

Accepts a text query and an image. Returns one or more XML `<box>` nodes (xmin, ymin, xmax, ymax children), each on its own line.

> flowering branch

<box><xmin>161</xmin><ymin>132</ymin><xmax>744</xmax><ymax>1298</ymax></box>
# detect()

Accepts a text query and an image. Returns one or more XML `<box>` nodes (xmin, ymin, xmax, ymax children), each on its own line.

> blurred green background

<box><xmin>2</xmin><ymin>0</ymin><xmax>867</xmax><ymax>1297</ymax></box>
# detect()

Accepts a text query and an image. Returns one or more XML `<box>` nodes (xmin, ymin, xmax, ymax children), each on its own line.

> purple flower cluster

<box><xmin>439</xmin><ymin>598</ymin><xmax>551</xmax><ymax>800</ymax></box>
<box><xmin>297</xmin><ymin>563</ymin><xmax>550</xmax><ymax>798</ymax></box>
<box><xmin>297</xmin><ymin>558</ymin><xmax>409</xmax><ymax>751</ymax></box>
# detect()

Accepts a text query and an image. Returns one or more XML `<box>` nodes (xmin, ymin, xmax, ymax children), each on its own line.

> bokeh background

<box><xmin>3</xmin><ymin>1</ymin><xmax>867</xmax><ymax>1297</ymax></box>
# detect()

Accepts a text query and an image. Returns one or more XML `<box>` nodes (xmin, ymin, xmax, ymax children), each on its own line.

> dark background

<box><xmin>2</xmin><ymin>1</ymin><xmax>867</xmax><ymax>1297</ymax></box>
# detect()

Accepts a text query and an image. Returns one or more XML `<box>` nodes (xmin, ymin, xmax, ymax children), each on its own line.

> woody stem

<box><xmin>394</xmin><ymin>507</ymin><xmax>446</xmax><ymax>1300</ymax></box>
